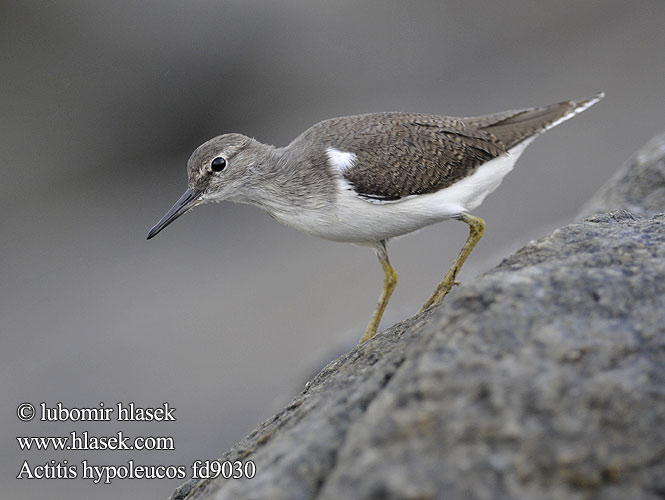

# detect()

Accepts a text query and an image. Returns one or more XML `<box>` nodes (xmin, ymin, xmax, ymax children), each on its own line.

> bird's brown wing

<box><xmin>329</xmin><ymin>113</ymin><xmax>507</xmax><ymax>201</ymax></box>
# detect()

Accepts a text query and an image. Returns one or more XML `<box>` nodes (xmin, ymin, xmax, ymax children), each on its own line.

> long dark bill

<box><xmin>147</xmin><ymin>188</ymin><xmax>203</xmax><ymax>240</ymax></box>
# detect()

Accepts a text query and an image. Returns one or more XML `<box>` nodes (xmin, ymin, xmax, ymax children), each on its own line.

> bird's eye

<box><xmin>211</xmin><ymin>157</ymin><xmax>227</xmax><ymax>172</ymax></box>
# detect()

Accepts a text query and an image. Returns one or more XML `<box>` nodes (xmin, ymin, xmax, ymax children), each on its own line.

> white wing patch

<box><xmin>326</xmin><ymin>148</ymin><xmax>357</xmax><ymax>174</ymax></box>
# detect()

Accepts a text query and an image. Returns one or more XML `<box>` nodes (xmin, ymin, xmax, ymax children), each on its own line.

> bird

<box><xmin>147</xmin><ymin>93</ymin><xmax>603</xmax><ymax>343</ymax></box>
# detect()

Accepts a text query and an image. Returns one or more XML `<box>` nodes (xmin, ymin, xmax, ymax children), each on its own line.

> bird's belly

<box><xmin>322</xmin><ymin>198</ymin><xmax>454</xmax><ymax>242</ymax></box>
<box><xmin>264</xmin><ymin>200</ymin><xmax>434</xmax><ymax>243</ymax></box>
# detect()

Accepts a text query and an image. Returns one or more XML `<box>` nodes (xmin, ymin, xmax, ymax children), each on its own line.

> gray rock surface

<box><xmin>171</xmin><ymin>133</ymin><xmax>665</xmax><ymax>500</ymax></box>
<box><xmin>578</xmin><ymin>131</ymin><xmax>665</xmax><ymax>218</ymax></box>
<box><xmin>171</xmin><ymin>210</ymin><xmax>665</xmax><ymax>500</ymax></box>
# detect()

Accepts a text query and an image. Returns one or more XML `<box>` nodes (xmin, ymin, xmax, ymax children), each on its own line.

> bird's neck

<box><xmin>235</xmin><ymin>144</ymin><xmax>291</xmax><ymax>209</ymax></box>
<box><xmin>244</xmin><ymin>143</ymin><xmax>335</xmax><ymax>217</ymax></box>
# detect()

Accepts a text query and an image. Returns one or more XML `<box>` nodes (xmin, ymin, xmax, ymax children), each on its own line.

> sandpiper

<box><xmin>148</xmin><ymin>93</ymin><xmax>603</xmax><ymax>343</ymax></box>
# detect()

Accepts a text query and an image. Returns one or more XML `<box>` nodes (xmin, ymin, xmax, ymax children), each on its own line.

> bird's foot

<box><xmin>360</xmin><ymin>322</ymin><xmax>379</xmax><ymax>344</ymax></box>
<box><xmin>418</xmin><ymin>278</ymin><xmax>460</xmax><ymax>313</ymax></box>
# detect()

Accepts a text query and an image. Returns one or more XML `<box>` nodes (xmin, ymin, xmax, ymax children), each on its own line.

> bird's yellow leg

<box><xmin>419</xmin><ymin>213</ymin><xmax>485</xmax><ymax>312</ymax></box>
<box><xmin>361</xmin><ymin>242</ymin><xmax>398</xmax><ymax>343</ymax></box>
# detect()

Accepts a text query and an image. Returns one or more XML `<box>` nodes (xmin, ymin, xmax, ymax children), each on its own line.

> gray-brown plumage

<box><xmin>148</xmin><ymin>93</ymin><xmax>603</xmax><ymax>344</ymax></box>
<box><xmin>288</xmin><ymin>96</ymin><xmax>595</xmax><ymax>201</ymax></box>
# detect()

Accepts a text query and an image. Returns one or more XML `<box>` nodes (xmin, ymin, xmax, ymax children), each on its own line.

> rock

<box><xmin>171</xmin><ymin>209</ymin><xmax>665</xmax><ymax>500</ymax></box>
<box><xmin>578</xmin><ymin>131</ymin><xmax>665</xmax><ymax>218</ymax></box>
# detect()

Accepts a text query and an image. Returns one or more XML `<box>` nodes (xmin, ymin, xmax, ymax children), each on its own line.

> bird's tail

<box><xmin>465</xmin><ymin>92</ymin><xmax>605</xmax><ymax>149</ymax></box>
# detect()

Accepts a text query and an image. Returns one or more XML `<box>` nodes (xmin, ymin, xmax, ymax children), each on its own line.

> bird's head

<box><xmin>147</xmin><ymin>133</ymin><xmax>267</xmax><ymax>239</ymax></box>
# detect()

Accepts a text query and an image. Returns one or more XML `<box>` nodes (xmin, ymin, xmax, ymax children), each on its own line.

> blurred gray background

<box><xmin>2</xmin><ymin>1</ymin><xmax>664</xmax><ymax>499</ymax></box>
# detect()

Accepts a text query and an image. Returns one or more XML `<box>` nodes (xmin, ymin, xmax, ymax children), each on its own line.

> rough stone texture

<box><xmin>171</xmin><ymin>210</ymin><xmax>665</xmax><ymax>500</ymax></box>
<box><xmin>170</xmin><ymin>133</ymin><xmax>665</xmax><ymax>500</ymax></box>
<box><xmin>578</xmin><ymin>131</ymin><xmax>665</xmax><ymax>218</ymax></box>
